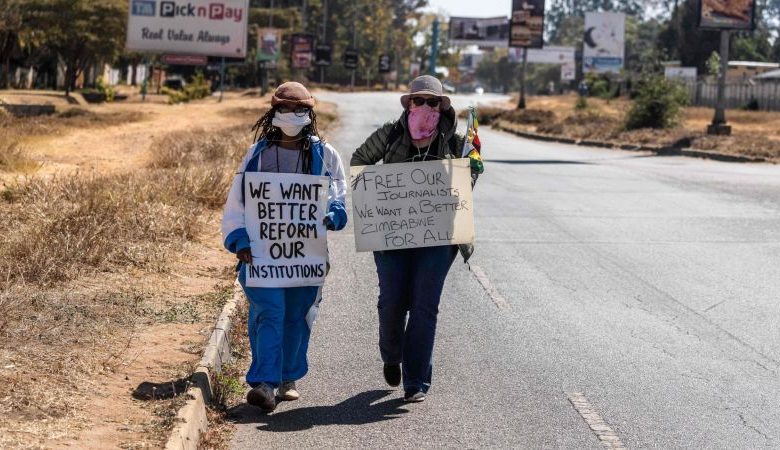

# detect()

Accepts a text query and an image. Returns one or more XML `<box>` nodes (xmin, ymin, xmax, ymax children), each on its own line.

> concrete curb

<box><xmin>164</xmin><ymin>280</ymin><xmax>243</xmax><ymax>450</ymax></box>
<box><xmin>492</xmin><ymin>124</ymin><xmax>768</xmax><ymax>163</ymax></box>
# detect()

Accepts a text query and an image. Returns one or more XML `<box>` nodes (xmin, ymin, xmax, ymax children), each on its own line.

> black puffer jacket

<box><xmin>350</xmin><ymin>107</ymin><xmax>476</xmax><ymax>263</ymax></box>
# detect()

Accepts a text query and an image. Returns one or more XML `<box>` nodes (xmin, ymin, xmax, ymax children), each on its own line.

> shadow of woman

<box><xmin>227</xmin><ymin>389</ymin><xmax>409</xmax><ymax>432</ymax></box>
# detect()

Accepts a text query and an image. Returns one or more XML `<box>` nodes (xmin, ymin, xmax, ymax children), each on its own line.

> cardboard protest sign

<box><xmin>244</xmin><ymin>173</ymin><xmax>329</xmax><ymax>288</ymax></box>
<box><xmin>350</xmin><ymin>159</ymin><xmax>475</xmax><ymax>252</ymax></box>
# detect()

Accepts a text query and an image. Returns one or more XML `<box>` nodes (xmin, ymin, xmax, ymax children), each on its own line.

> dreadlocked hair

<box><xmin>250</xmin><ymin>107</ymin><xmax>321</xmax><ymax>174</ymax></box>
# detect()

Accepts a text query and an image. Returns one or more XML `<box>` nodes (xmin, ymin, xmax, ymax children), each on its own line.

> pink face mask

<box><xmin>407</xmin><ymin>106</ymin><xmax>440</xmax><ymax>140</ymax></box>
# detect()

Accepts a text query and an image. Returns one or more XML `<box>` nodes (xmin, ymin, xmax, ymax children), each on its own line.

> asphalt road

<box><xmin>230</xmin><ymin>92</ymin><xmax>780</xmax><ymax>449</ymax></box>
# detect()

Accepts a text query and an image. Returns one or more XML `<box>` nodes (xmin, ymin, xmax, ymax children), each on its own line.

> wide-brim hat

<box><xmin>271</xmin><ymin>81</ymin><xmax>316</xmax><ymax>108</ymax></box>
<box><xmin>400</xmin><ymin>75</ymin><xmax>451</xmax><ymax>110</ymax></box>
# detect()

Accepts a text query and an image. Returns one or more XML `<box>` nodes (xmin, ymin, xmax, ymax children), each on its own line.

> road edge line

<box><xmin>164</xmin><ymin>280</ymin><xmax>243</xmax><ymax>450</ymax></box>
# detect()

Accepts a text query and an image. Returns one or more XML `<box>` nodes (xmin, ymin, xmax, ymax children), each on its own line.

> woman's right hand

<box><xmin>237</xmin><ymin>248</ymin><xmax>252</xmax><ymax>264</ymax></box>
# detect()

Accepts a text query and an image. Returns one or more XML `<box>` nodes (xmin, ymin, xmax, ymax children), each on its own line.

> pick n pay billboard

<box><xmin>126</xmin><ymin>0</ymin><xmax>249</xmax><ymax>57</ymax></box>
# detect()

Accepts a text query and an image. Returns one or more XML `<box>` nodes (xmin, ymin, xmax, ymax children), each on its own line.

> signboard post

<box><xmin>350</xmin><ymin>159</ymin><xmax>475</xmax><ymax>252</ymax></box>
<box><xmin>699</xmin><ymin>0</ymin><xmax>756</xmax><ymax>136</ymax></box>
<box><xmin>243</xmin><ymin>173</ymin><xmax>329</xmax><ymax>288</ymax></box>
<box><xmin>509</xmin><ymin>0</ymin><xmax>545</xmax><ymax>109</ymax></box>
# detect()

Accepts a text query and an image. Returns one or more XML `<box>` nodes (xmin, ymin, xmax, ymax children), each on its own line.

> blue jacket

<box><xmin>221</xmin><ymin>136</ymin><xmax>348</xmax><ymax>254</ymax></box>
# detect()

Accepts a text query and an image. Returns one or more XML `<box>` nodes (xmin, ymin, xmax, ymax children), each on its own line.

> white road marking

<box><xmin>568</xmin><ymin>392</ymin><xmax>627</xmax><ymax>449</ymax></box>
<box><xmin>471</xmin><ymin>265</ymin><xmax>511</xmax><ymax>310</ymax></box>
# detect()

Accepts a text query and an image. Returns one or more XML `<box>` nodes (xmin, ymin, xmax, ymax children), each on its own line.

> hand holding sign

<box><xmin>350</xmin><ymin>159</ymin><xmax>475</xmax><ymax>252</ymax></box>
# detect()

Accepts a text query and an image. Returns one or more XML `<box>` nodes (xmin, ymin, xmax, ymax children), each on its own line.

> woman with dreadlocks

<box><xmin>221</xmin><ymin>82</ymin><xmax>347</xmax><ymax>412</ymax></box>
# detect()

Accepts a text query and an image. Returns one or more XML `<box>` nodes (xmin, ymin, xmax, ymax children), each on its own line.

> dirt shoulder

<box><xmin>0</xmin><ymin>90</ymin><xmax>338</xmax><ymax>449</ymax></box>
<box><xmin>482</xmin><ymin>95</ymin><xmax>780</xmax><ymax>163</ymax></box>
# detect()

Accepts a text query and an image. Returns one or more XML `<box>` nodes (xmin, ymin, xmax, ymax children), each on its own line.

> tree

<box><xmin>25</xmin><ymin>0</ymin><xmax>126</xmax><ymax>95</ymax></box>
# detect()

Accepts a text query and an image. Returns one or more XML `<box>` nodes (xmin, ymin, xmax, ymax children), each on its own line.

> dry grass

<box><xmin>0</xmin><ymin>107</ymin><xmax>338</xmax><ymax>447</ymax></box>
<box><xmin>0</xmin><ymin>125</ymin><xmax>250</xmax><ymax>447</ymax></box>
<box><xmin>490</xmin><ymin>95</ymin><xmax>780</xmax><ymax>161</ymax></box>
<box><xmin>0</xmin><ymin>108</ymin><xmax>147</xmax><ymax>174</ymax></box>
<box><xmin>0</xmin><ymin>108</ymin><xmax>146</xmax><ymax>138</ymax></box>
<box><xmin>199</xmin><ymin>296</ymin><xmax>250</xmax><ymax>450</ymax></box>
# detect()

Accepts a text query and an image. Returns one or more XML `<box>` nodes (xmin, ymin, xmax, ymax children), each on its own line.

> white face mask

<box><xmin>272</xmin><ymin>111</ymin><xmax>312</xmax><ymax>137</ymax></box>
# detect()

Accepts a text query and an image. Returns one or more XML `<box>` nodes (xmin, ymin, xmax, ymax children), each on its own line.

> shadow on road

<box><xmin>486</xmin><ymin>159</ymin><xmax>592</xmax><ymax>165</ymax></box>
<box><xmin>228</xmin><ymin>389</ymin><xmax>409</xmax><ymax>431</ymax></box>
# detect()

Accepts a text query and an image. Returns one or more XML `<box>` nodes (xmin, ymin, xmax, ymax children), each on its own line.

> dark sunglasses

<box><xmin>277</xmin><ymin>106</ymin><xmax>311</xmax><ymax>117</ymax></box>
<box><xmin>411</xmin><ymin>97</ymin><xmax>441</xmax><ymax>107</ymax></box>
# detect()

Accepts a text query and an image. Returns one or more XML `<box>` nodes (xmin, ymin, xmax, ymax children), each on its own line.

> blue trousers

<box><xmin>373</xmin><ymin>245</ymin><xmax>458</xmax><ymax>393</ymax></box>
<box><xmin>238</xmin><ymin>266</ymin><xmax>320</xmax><ymax>388</ymax></box>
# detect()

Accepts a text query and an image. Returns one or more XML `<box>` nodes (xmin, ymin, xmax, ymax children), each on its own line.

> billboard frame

<box><xmin>509</xmin><ymin>0</ymin><xmax>545</xmax><ymax>49</ymax></box>
<box><xmin>698</xmin><ymin>0</ymin><xmax>757</xmax><ymax>31</ymax></box>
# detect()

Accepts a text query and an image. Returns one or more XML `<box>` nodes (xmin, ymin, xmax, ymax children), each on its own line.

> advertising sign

<box><xmin>699</xmin><ymin>0</ymin><xmax>756</xmax><ymax>30</ymax></box>
<box><xmin>291</xmin><ymin>33</ymin><xmax>314</xmax><ymax>69</ymax></box>
<box><xmin>343</xmin><ymin>47</ymin><xmax>358</xmax><ymax>69</ymax></box>
<box><xmin>583</xmin><ymin>12</ymin><xmax>625</xmax><ymax>74</ymax></box>
<box><xmin>509</xmin><ymin>0</ymin><xmax>545</xmax><ymax>48</ymax></box>
<box><xmin>243</xmin><ymin>173</ymin><xmax>329</xmax><ymax>288</ymax></box>
<box><xmin>350</xmin><ymin>159</ymin><xmax>475</xmax><ymax>252</ymax></box>
<box><xmin>256</xmin><ymin>28</ymin><xmax>281</xmax><ymax>63</ymax></box>
<box><xmin>449</xmin><ymin>16</ymin><xmax>510</xmax><ymax>48</ymax></box>
<box><xmin>126</xmin><ymin>0</ymin><xmax>249</xmax><ymax>57</ymax></box>
<box><xmin>161</xmin><ymin>54</ymin><xmax>207</xmax><ymax>65</ymax></box>
<box><xmin>314</xmin><ymin>44</ymin><xmax>332</xmax><ymax>66</ymax></box>
<box><xmin>664</xmin><ymin>67</ymin><xmax>697</xmax><ymax>81</ymax></box>
<box><xmin>378</xmin><ymin>54</ymin><xmax>392</xmax><ymax>73</ymax></box>
<box><xmin>508</xmin><ymin>46</ymin><xmax>575</xmax><ymax>65</ymax></box>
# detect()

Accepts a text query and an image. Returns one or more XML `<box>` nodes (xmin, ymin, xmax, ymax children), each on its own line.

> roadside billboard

<box><xmin>449</xmin><ymin>16</ymin><xmax>509</xmax><ymax>48</ymax></box>
<box><xmin>509</xmin><ymin>0</ymin><xmax>545</xmax><ymax>48</ymax></box>
<box><xmin>256</xmin><ymin>28</ymin><xmax>281</xmax><ymax>63</ymax></box>
<box><xmin>699</xmin><ymin>0</ymin><xmax>756</xmax><ymax>30</ymax></box>
<box><xmin>126</xmin><ymin>0</ymin><xmax>249</xmax><ymax>57</ymax></box>
<box><xmin>664</xmin><ymin>67</ymin><xmax>697</xmax><ymax>81</ymax></box>
<box><xmin>314</xmin><ymin>44</ymin><xmax>332</xmax><ymax>67</ymax></box>
<box><xmin>343</xmin><ymin>47</ymin><xmax>358</xmax><ymax>69</ymax></box>
<box><xmin>583</xmin><ymin>12</ymin><xmax>625</xmax><ymax>74</ymax></box>
<box><xmin>508</xmin><ymin>46</ymin><xmax>575</xmax><ymax>65</ymax></box>
<box><xmin>290</xmin><ymin>33</ymin><xmax>314</xmax><ymax>69</ymax></box>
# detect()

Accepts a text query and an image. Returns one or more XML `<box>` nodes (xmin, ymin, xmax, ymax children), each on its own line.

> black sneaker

<box><xmin>383</xmin><ymin>363</ymin><xmax>401</xmax><ymax>387</ymax></box>
<box><xmin>404</xmin><ymin>389</ymin><xmax>426</xmax><ymax>403</ymax></box>
<box><xmin>246</xmin><ymin>382</ymin><xmax>276</xmax><ymax>412</ymax></box>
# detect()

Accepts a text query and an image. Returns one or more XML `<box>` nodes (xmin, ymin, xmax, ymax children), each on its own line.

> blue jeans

<box><xmin>373</xmin><ymin>245</ymin><xmax>458</xmax><ymax>393</ymax></box>
<box><xmin>238</xmin><ymin>265</ymin><xmax>319</xmax><ymax>388</ymax></box>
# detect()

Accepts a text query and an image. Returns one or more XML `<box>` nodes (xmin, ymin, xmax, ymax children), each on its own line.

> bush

<box><xmin>163</xmin><ymin>72</ymin><xmax>211</xmax><ymax>104</ymax></box>
<box><xmin>585</xmin><ymin>73</ymin><xmax>619</xmax><ymax>99</ymax></box>
<box><xmin>575</xmin><ymin>96</ymin><xmax>588</xmax><ymax>110</ymax></box>
<box><xmin>95</xmin><ymin>76</ymin><xmax>116</xmax><ymax>102</ymax></box>
<box><xmin>624</xmin><ymin>76</ymin><xmax>689</xmax><ymax>130</ymax></box>
<box><xmin>741</xmin><ymin>98</ymin><xmax>760</xmax><ymax>111</ymax></box>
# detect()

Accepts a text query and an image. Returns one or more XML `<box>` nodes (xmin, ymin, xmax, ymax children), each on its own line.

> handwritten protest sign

<box><xmin>244</xmin><ymin>173</ymin><xmax>329</xmax><ymax>288</ymax></box>
<box><xmin>350</xmin><ymin>159</ymin><xmax>474</xmax><ymax>252</ymax></box>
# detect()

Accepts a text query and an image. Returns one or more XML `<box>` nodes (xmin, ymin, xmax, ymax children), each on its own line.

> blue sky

<box><xmin>424</xmin><ymin>0</ymin><xmax>510</xmax><ymax>18</ymax></box>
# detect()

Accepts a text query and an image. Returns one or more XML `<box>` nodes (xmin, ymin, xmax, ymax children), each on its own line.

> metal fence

<box><xmin>682</xmin><ymin>81</ymin><xmax>780</xmax><ymax>111</ymax></box>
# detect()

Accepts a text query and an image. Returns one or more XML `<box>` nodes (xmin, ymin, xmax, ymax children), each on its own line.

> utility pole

<box><xmin>429</xmin><ymin>19</ymin><xmax>439</xmax><ymax>76</ymax></box>
<box><xmin>219</xmin><ymin>56</ymin><xmax>225</xmax><ymax>102</ymax></box>
<box><xmin>320</xmin><ymin>0</ymin><xmax>327</xmax><ymax>83</ymax></box>
<box><xmin>707</xmin><ymin>30</ymin><xmax>731</xmax><ymax>135</ymax></box>
<box><xmin>261</xmin><ymin>0</ymin><xmax>274</xmax><ymax>96</ymax></box>
<box><xmin>517</xmin><ymin>48</ymin><xmax>527</xmax><ymax>109</ymax></box>
<box><xmin>351</xmin><ymin>7</ymin><xmax>357</xmax><ymax>89</ymax></box>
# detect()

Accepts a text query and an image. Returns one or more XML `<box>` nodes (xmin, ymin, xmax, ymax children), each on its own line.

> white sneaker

<box><xmin>277</xmin><ymin>381</ymin><xmax>300</xmax><ymax>401</ymax></box>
